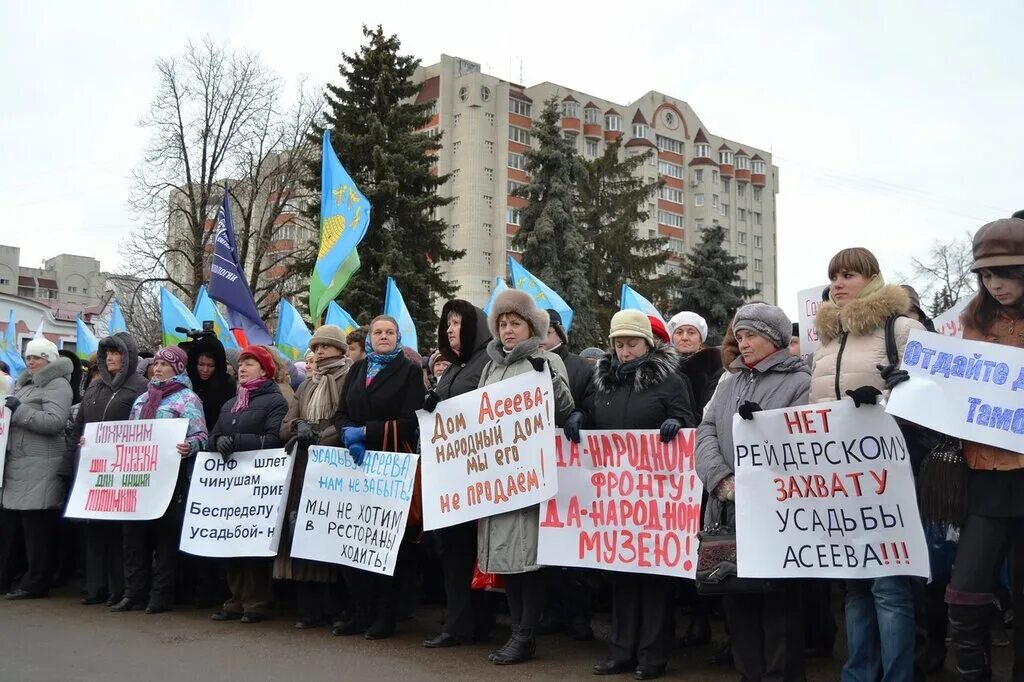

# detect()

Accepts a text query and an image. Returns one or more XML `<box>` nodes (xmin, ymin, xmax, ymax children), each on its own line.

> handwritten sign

<box><xmin>0</xmin><ymin>407</ymin><xmax>9</xmax><ymax>485</ymax></box>
<box><xmin>733</xmin><ymin>400</ymin><xmax>929</xmax><ymax>579</ymax></box>
<box><xmin>932</xmin><ymin>299</ymin><xmax>970</xmax><ymax>339</ymax></box>
<box><xmin>887</xmin><ymin>330</ymin><xmax>1024</xmax><ymax>454</ymax></box>
<box><xmin>291</xmin><ymin>446</ymin><xmax>418</xmax><ymax>576</ymax></box>
<box><xmin>66</xmin><ymin>419</ymin><xmax>187</xmax><ymax>520</ymax></box>
<box><xmin>179</xmin><ymin>449</ymin><xmax>294</xmax><ymax>557</ymax></box>
<box><xmin>417</xmin><ymin>370</ymin><xmax>559</xmax><ymax>531</ymax></box>
<box><xmin>537</xmin><ymin>431</ymin><xmax>703</xmax><ymax>578</ymax></box>
<box><xmin>797</xmin><ymin>285</ymin><xmax>827</xmax><ymax>356</ymax></box>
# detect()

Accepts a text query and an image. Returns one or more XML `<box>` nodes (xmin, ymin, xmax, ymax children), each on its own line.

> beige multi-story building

<box><xmin>412</xmin><ymin>55</ymin><xmax>780</xmax><ymax>308</ymax></box>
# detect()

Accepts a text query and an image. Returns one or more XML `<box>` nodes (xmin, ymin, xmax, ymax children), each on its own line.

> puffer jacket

<box><xmin>696</xmin><ymin>350</ymin><xmax>811</xmax><ymax>529</ymax></box>
<box><xmin>810</xmin><ymin>285</ymin><xmax>923</xmax><ymax>403</ymax></box>
<box><xmin>434</xmin><ymin>300</ymin><xmax>492</xmax><ymax>402</ymax></box>
<box><xmin>476</xmin><ymin>336</ymin><xmax>574</xmax><ymax>574</ymax></box>
<box><xmin>128</xmin><ymin>373</ymin><xmax>209</xmax><ymax>455</ymax></box>
<box><xmin>2</xmin><ymin>357</ymin><xmax>74</xmax><ymax>510</ymax></box>
<box><xmin>209</xmin><ymin>381</ymin><xmax>288</xmax><ymax>452</ymax></box>
<box><xmin>592</xmin><ymin>342</ymin><xmax>695</xmax><ymax>430</ymax></box>
<box><xmin>76</xmin><ymin>332</ymin><xmax>149</xmax><ymax>432</ymax></box>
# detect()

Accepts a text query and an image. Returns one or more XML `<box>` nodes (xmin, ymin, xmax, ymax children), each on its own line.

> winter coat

<box><xmin>678</xmin><ymin>346</ymin><xmax>724</xmax><ymax>414</ymax></box>
<box><xmin>76</xmin><ymin>332</ymin><xmax>149</xmax><ymax>433</ymax></box>
<box><xmin>128</xmin><ymin>373</ymin><xmax>209</xmax><ymax>455</ymax></box>
<box><xmin>476</xmin><ymin>336</ymin><xmax>575</xmax><ymax>574</ymax></box>
<box><xmin>209</xmin><ymin>381</ymin><xmax>288</xmax><ymax>452</ymax></box>
<box><xmin>696</xmin><ymin>350</ymin><xmax>811</xmax><ymax>529</ymax></box>
<box><xmin>336</xmin><ymin>354</ymin><xmax>424</xmax><ymax>451</ymax></box>
<box><xmin>2</xmin><ymin>357</ymin><xmax>74</xmax><ymax>510</ymax></box>
<box><xmin>592</xmin><ymin>342</ymin><xmax>695</xmax><ymax>430</ymax></box>
<box><xmin>434</xmin><ymin>300</ymin><xmax>492</xmax><ymax>402</ymax></box>
<box><xmin>550</xmin><ymin>343</ymin><xmax>596</xmax><ymax>417</ymax></box>
<box><xmin>810</xmin><ymin>285</ymin><xmax>923</xmax><ymax>403</ymax></box>
<box><xmin>185</xmin><ymin>336</ymin><xmax>236</xmax><ymax>432</ymax></box>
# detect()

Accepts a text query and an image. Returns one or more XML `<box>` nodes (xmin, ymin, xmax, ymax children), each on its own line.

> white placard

<box><xmin>291</xmin><ymin>446</ymin><xmax>418</xmax><ymax>576</ymax></box>
<box><xmin>734</xmin><ymin>400</ymin><xmax>929</xmax><ymax>579</ymax></box>
<box><xmin>66</xmin><ymin>419</ymin><xmax>188</xmax><ymax>520</ymax></box>
<box><xmin>537</xmin><ymin>431</ymin><xmax>703</xmax><ymax>578</ymax></box>
<box><xmin>417</xmin><ymin>370</ymin><xmax>559</xmax><ymax>531</ymax></box>
<box><xmin>0</xmin><ymin>407</ymin><xmax>10</xmax><ymax>485</ymax></box>
<box><xmin>179</xmin><ymin>449</ymin><xmax>293</xmax><ymax>557</ymax></box>
<box><xmin>797</xmin><ymin>285</ymin><xmax>828</xmax><ymax>356</ymax></box>
<box><xmin>932</xmin><ymin>298</ymin><xmax>970</xmax><ymax>339</ymax></box>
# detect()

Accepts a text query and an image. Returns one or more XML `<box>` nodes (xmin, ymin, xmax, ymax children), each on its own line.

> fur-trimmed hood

<box><xmin>15</xmin><ymin>356</ymin><xmax>73</xmax><ymax>389</ymax></box>
<box><xmin>595</xmin><ymin>342</ymin><xmax>681</xmax><ymax>394</ymax></box>
<box><xmin>815</xmin><ymin>284</ymin><xmax>911</xmax><ymax>343</ymax></box>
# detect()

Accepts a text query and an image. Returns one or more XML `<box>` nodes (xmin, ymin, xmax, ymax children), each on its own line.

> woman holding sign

<box><xmin>476</xmin><ymin>289</ymin><xmax>574</xmax><ymax>666</ymax></box>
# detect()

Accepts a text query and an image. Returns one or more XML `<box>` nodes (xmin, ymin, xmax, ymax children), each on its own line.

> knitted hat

<box><xmin>24</xmin><ymin>338</ymin><xmax>59</xmax><ymax>363</ymax></box>
<box><xmin>488</xmin><ymin>289</ymin><xmax>549</xmax><ymax>340</ymax></box>
<box><xmin>224</xmin><ymin>348</ymin><xmax>240</xmax><ymax>372</ymax></box>
<box><xmin>309</xmin><ymin>324</ymin><xmax>348</xmax><ymax>352</ymax></box>
<box><xmin>609</xmin><ymin>309</ymin><xmax>654</xmax><ymax>346</ymax></box>
<box><xmin>648</xmin><ymin>316</ymin><xmax>670</xmax><ymax>344</ymax></box>
<box><xmin>579</xmin><ymin>347</ymin><xmax>605</xmax><ymax>361</ymax></box>
<box><xmin>972</xmin><ymin>218</ymin><xmax>1024</xmax><ymax>271</ymax></box>
<box><xmin>546</xmin><ymin>309</ymin><xmax>568</xmax><ymax>345</ymax></box>
<box><xmin>732</xmin><ymin>303</ymin><xmax>792</xmax><ymax>350</ymax></box>
<box><xmin>667</xmin><ymin>311</ymin><xmax>709</xmax><ymax>342</ymax></box>
<box><xmin>428</xmin><ymin>350</ymin><xmax>444</xmax><ymax>372</ymax></box>
<box><xmin>153</xmin><ymin>346</ymin><xmax>188</xmax><ymax>375</ymax></box>
<box><xmin>239</xmin><ymin>345</ymin><xmax>276</xmax><ymax>380</ymax></box>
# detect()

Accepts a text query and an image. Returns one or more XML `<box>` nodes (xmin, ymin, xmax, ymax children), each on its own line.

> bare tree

<box><xmin>908</xmin><ymin>233</ymin><xmax>976</xmax><ymax>316</ymax></box>
<box><xmin>106</xmin><ymin>276</ymin><xmax>161</xmax><ymax>350</ymax></box>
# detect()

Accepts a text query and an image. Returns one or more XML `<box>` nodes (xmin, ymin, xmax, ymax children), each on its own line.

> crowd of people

<box><xmin>0</xmin><ymin>215</ymin><xmax>1023</xmax><ymax>681</ymax></box>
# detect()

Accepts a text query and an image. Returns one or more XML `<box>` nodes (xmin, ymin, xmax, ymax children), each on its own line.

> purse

<box><xmin>917</xmin><ymin>437</ymin><xmax>968</xmax><ymax>526</ymax></box>
<box><xmin>695</xmin><ymin>502</ymin><xmax>779</xmax><ymax>596</ymax></box>
<box><xmin>383</xmin><ymin>420</ymin><xmax>423</xmax><ymax>529</ymax></box>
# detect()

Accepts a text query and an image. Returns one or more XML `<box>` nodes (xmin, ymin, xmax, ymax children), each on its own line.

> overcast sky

<box><xmin>1</xmin><ymin>0</ymin><xmax>1020</xmax><ymax>319</ymax></box>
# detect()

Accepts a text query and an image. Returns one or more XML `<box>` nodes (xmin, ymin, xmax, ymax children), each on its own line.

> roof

<box><xmin>735</xmin><ymin>148</ymin><xmax>749</xmax><ymax>156</ymax></box>
<box><xmin>631</xmin><ymin>110</ymin><xmax>648</xmax><ymax>124</ymax></box>
<box><xmin>509</xmin><ymin>88</ymin><xmax>533</xmax><ymax>103</ymax></box>
<box><xmin>562</xmin><ymin>94</ymin><xmax>578</xmax><ymax>103</ymax></box>
<box><xmin>584</xmin><ymin>101</ymin><xmax>599</xmax><ymax>109</ymax></box>
<box><xmin>689</xmin><ymin>157</ymin><xmax>720</xmax><ymax>167</ymax></box>
<box><xmin>605</xmin><ymin>108</ymin><xmax>620</xmax><ymax>116</ymax></box>
<box><xmin>415</xmin><ymin>76</ymin><xmax>439</xmax><ymax>104</ymax></box>
<box><xmin>751</xmin><ymin>154</ymin><xmax>764</xmax><ymax>161</ymax></box>
<box><xmin>718</xmin><ymin>143</ymin><xmax>733</xmax><ymax>151</ymax></box>
<box><xmin>38</xmin><ymin>278</ymin><xmax>58</xmax><ymax>289</ymax></box>
<box><xmin>624</xmin><ymin>137</ymin><xmax>656</xmax><ymax>149</ymax></box>
<box><xmin>694</xmin><ymin>129</ymin><xmax>709</xmax><ymax>144</ymax></box>
<box><xmin>18</xmin><ymin>276</ymin><xmax>33</xmax><ymax>286</ymax></box>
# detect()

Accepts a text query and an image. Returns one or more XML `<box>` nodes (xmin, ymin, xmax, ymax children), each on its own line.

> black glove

<box><xmin>4</xmin><ymin>396</ymin><xmax>21</xmax><ymax>415</ymax></box>
<box><xmin>296</xmin><ymin>420</ymin><xmax>316</xmax><ymax>446</ymax></box>
<box><xmin>528</xmin><ymin>356</ymin><xmax>547</xmax><ymax>373</ymax></box>
<box><xmin>563</xmin><ymin>410</ymin><xmax>585</xmax><ymax>444</ymax></box>
<box><xmin>423</xmin><ymin>390</ymin><xmax>440</xmax><ymax>413</ymax></box>
<box><xmin>738</xmin><ymin>401</ymin><xmax>762</xmax><ymax>420</ymax></box>
<box><xmin>659</xmin><ymin>418</ymin><xmax>683</xmax><ymax>443</ymax></box>
<box><xmin>878</xmin><ymin>364</ymin><xmax>910</xmax><ymax>390</ymax></box>
<box><xmin>215</xmin><ymin>435</ymin><xmax>234</xmax><ymax>461</ymax></box>
<box><xmin>846</xmin><ymin>386</ymin><xmax>882</xmax><ymax>408</ymax></box>
<box><xmin>284</xmin><ymin>436</ymin><xmax>299</xmax><ymax>455</ymax></box>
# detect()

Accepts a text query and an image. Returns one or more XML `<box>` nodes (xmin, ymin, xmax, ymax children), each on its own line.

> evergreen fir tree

<box><xmin>301</xmin><ymin>26</ymin><xmax>461</xmax><ymax>350</ymax></box>
<box><xmin>929</xmin><ymin>285</ymin><xmax>956</xmax><ymax>318</ymax></box>
<box><xmin>673</xmin><ymin>224</ymin><xmax>759</xmax><ymax>345</ymax></box>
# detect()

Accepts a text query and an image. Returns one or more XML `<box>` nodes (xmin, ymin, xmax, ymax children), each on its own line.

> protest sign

<box><xmin>0</xmin><ymin>407</ymin><xmax>9</xmax><ymax>484</ymax></box>
<box><xmin>179</xmin><ymin>449</ymin><xmax>293</xmax><ymax>557</ymax></box>
<box><xmin>291</xmin><ymin>446</ymin><xmax>418</xmax><ymax>576</ymax></box>
<box><xmin>537</xmin><ymin>431</ymin><xmax>703</xmax><ymax>578</ymax></box>
<box><xmin>733</xmin><ymin>399</ymin><xmax>929</xmax><ymax>579</ymax></box>
<box><xmin>886</xmin><ymin>330</ymin><xmax>1024</xmax><ymax>454</ymax></box>
<box><xmin>797</xmin><ymin>285</ymin><xmax>827</xmax><ymax>356</ymax></box>
<box><xmin>417</xmin><ymin>370</ymin><xmax>558</xmax><ymax>531</ymax></box>
<box><xmin>66</xmin><ymin>419</ymin><xmax>187</xmax><ymax>520</ymax></box>
<box><xmin>932</xmin><ymin>298</ymin><xmax>970</xmax><ymax>339</ymax></box>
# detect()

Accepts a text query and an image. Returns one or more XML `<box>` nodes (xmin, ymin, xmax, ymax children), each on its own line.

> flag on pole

<box><xmin>192</xmin><ymin>285</ymin><xmax>240</xmax><ymax>350</ymax></box>
<box><xmin>159</xmin><ymin>287</ymin><xmax>201</xmax><ymax>348</ymax></box>
<box><xmin>619</xmin><ymin>283</ymin><xmax>665</xmax><ymax>324</ymax></box>
<box><xmin>325</xmin><ymin>301</ymin><xmax>359</xmax><ymax>336</ymax></box>
<box><xmin>34</xmin><ymin>319</ymin><xmax>45</xmax><ymax>339</ymax></box>
<box><xmin>2</xmin><ymin>309</ymin><xmax>26</xmax><ymax>379</ymax></box>
<box><xmin>483</xmin><ymin>277</ymin><xmax>508</xmax><ymax>317</ymax></box>
<box><xmin>274</xmin><ymin>299</ymin><xmax>312</xmax><ymax>361</ymax></box>
<box><xmin>75</xmin><ymin>317</ymin><xmax>98</xmax><ymax>363</ymax></box>
<box><xmin>384</xmin><ymin>277</ymin><xmax>417</xmax><ymax>353</ymax></box>
<box><xmin>507</xmin><ymin>257</ymin><xmax>575</xmax><ymax>332</ymax></box>
<box><xmin>108</xmin><ymin>299</ymin><xmax>127</xmax><ymax>334</ymax></box>
<box><xmin>208</xmin><ymin>187</ymin><xmax>273</xmax><ymax>345</ymax></box>
<box><xmin>309</xmin><ymin>130</ymin><xmax>371</xmax><ymax>321</ymax></box>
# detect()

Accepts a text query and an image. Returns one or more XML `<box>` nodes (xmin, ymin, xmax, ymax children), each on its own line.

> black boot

<box><xmin>949</xmin><ymin>604</ymin><xmax>992</xmax><ymax>681</ymax></box>
<box><xmin>492</xmin><ymin>628</ymin><xmax>536</xmax><ymax>665</ymax></box>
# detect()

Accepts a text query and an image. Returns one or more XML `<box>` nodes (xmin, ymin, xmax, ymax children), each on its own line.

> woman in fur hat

<box><xmin>475</xmin><ymin>289</ymin><xmax>574</xmax><ymax>665</ymax></box>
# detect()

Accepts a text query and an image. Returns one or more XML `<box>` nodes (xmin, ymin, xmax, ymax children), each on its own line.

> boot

<box><xmin>680</xmin><ymin>613</ymin><xmax>711</xmax><ymax>647</ymax></box>
<box><xmin>488</xmin><ymin>626</ymin><xmax>518</xmax><ymax>662</ymax></box>
<box><xmin>949</xmin><ymin>604</ymin><xmax>992</xmax><ymax>681</ymax></box>
<box><xmin>492</xmin><ymin>628</ymin><xmax>536</xmax><ymax>665</ymax></box>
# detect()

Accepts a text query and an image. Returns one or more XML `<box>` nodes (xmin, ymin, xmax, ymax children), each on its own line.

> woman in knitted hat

<box><xmin>696</xmin><ymin>302</ymin><xmax>811</xmax><ymax>681</ymax></box>
<box><xmin>332</xmin><ymin>315</ymin><xmax>424</xmax><ymax>640</ymax></box>
<box><xmin>475</xmin><ymin>289</ymin><xmax>574</xmax><ymax>665</ymax></box>
<box><xmin>576</xmin><ymin>310</ymin><xmax>694</xmax><ymax>680</ymax></box>
<box><xmin>208</xmin><ymin>344</ymin><xmax>289</xmax><ymax>624</ymax></box>
<box><xmin>945</xmin><ymin>217</ymin><xmax>1024</xmax><ymax>679</ymax></box>
<box><xmin>276</xmin><ymin>325</ymin><xmax>350</xmax><ymax>630</ymax></box>
<box><xmin>111</xmin><ymin>345</ymin><xmax>207</xmax><ymax>614</ymax></box>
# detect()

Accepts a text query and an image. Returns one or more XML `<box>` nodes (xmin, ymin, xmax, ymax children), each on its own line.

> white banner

<box><xmin>797</xmin><ymin>285</ymin><xmax>827</xmax><ymax>356</ymax></box>
<box><xmin>0</xmin><ymin>407</ymin><xmax>10</xmax><ymax>485</ymax></box>
<box><xmin>932</xmin><ymin>298</ymin><xmax>970</xmax><ymax>339</ymax></box>
<box><xmin>179</xmin><ymin>449</ymin><xmax>293</xmax><ymax>557</ymax></box>
<box><xmin>886</xmin><ymin>330</ymin><xmax>1024</xmax><ymax>454</ymax></box>
<box><xmin>734</xmin><ymin>400</ymin><xmax>929</xmax><ymax>579</ymax></box>
<box><xmin>417</xmin><ymin>370</ymin><xmax>559</xmax><ymax>531</ymax></box>
<box><xmin>66</xmin><ymin>419</ymin><xmax>187</xmax><ymax>520</ymax></box>
<box><xmin>292</xmin><ymin>446</ymin><xmax>418</xmax><ymax>576</ymax></box>
<box><xmin>537</xmin><ymin>431</ymin><xmax>703</xmax><ymax>578</ymax></box>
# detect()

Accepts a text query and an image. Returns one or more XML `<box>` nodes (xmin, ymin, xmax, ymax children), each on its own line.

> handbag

<box><xmin>383</xmin><ymin>420</ymin><xmax>423</xmax><ymax>529</ymax></box>
<box><xmin>695</xmin><ymin>502</ymin><xmax>779</xmax><ymax>596</ymax></box>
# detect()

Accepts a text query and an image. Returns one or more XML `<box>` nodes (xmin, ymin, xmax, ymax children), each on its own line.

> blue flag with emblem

<box><xmin>274</xmin><ymin>298</ymin><xmax>312</xmax><ymax>362</ymax></box>
<box><xmin>507</xmin><ymin>256</ymin><xmax>574</xmax><ymax>332</ymax></box>
<box><xmin>383</xmin><ymin>277</ymin><xmax>417</xmax><ymax>353</ymax></box>
<box><xmin>160</xmin><ymin>287</ymin><xmax>201</xmax><ymax>348</ymax></box>
<box><xmin>108</xmin><ymin>299</ymin><xmax>127</xmax><ymax>334</ymax></box>
<box><xmin>75</xmin><ymin>317</ymin><xmax>99</xmax><ymax>363</ymax></box>
<box><xmin>2</xmin><ymin>309</ymin><xmax>26</xmax><ymax>379</ymax></box>
<box><xmin>620</xmin><ymin>283</ymin><xmax>665</xmax><ymax>324</ymax></box>
<box><xmin>192</xmin><ymin>285</ymin><xmax>240</xmax><ymax>351</ymax></box>
<box><xmin>325</xmin><ymin>301</ymin><xmax>359</xmax><ymax>337</ymax></box>
<box><xmin>483</xmin><ymin>277</ymin><xmax>508</xmax><ymax>317</ymax></box>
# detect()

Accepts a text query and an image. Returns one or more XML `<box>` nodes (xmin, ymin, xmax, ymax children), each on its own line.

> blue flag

<box><xmin>507</xmin><ymin>257</ymin><xmax>574</xmax><ymax>332</ymax></box>
<box><xmin>384</xmin><ymin>277</ymin><xmax>418</xmax><ymax>353</ymax></box>
<box><xmin>208</xmin><ymin>188</ymin><xmax>272</xmax><ymax>345</ymax></box>
<box><xmin>325</xmin><ymin>301</ymin><xmax>359</xmax><ymax>336</ymax></box>
<box><xmin>483</xmin><ymin>277</ymin><xmax>508</xmax><ymax>317</ymax></box>
<box><xmin>192</xmin><ymin>285</ymin><xmax>240</xmax><ymax>351</ymax></box>
<box><xmin>75</xmin><ymin>317</ymin><xmax>99</xmax><ymax>363</ymax></box>
<box><xmin>274</xmin><ymin>299</ymin><xmax>312</xmax><ymax>362</ymax></box>
<box><xmin>160</xmin><ymin>287</ymin><xmax>201</xmax><ymax>348</ymax></box>
<box><xmin>310</xmin><ymin>131</ymin><xmax>371</xmax><ymax>320</ymax></box>
<box><xmin>620</xmin><ymin>284</ymin><xmax>665</xmax><ymax>324</ymax></box>
<box><xmin>108</xmin><ymin>299</ymin><xmax>127</xmax><ymax>334</ymax></box>
<box><xmin>2</xmin><ymin>309</ymin><xmax>26</xmax><ymax>379</ymax></box>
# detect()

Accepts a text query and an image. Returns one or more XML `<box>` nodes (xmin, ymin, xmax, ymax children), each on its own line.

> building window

<box><xmin>484</xmin><ymin>195</ymin><xmax>493</xmax><ymax>208</ymax></box>
<box><xmin>509</xmin><ymin>125</ymin><xmax>531</xmax><ymax>145</ymax></box>
<box><xmin>738</xmin><ymin>208</ymin><xmax>746</xmax><ymax>222</ymax></box>
<box><xmin>483</xmin><ymin>251</ymin><xmax>492</xmax><ymax>264</ymax></box>
<box><xmin>659</xmin><ymin>186</ymin><xmax>684</xmax><ymax>204</ymax></box>
<box><xmin>506</xmin><ymin>235</ymin><xmax>523</xmax><ymax>253</ymax></box>
<box><xmin>506</xmin><ymin>208</ymin><xmax>521</xmax><ymax>225</ymax></box>
<box><xmin>694</xmin><ymin>194</ymin><xmax>705</xmax><ymax>207</ymax></box>
<box><xmin>722</xmin><ymin>229</ymin><xmax>731</xmax><ymax>242</ymax></box>
<box><xmin>507</xmin><ymin>179</ymin><xmax>526</xmax><ymax>195</ymax></box>
<box><xmin>737</xmin><ymin>254</ymin><xmax>746</xmax><ymax>265</ymax></box>
<box><xmin>752</xmin><ymin>160</ymin><xmax>766</xmax><ymax>174</ymax></box>
<box><xmin>667</xmin><ymin>238</ymin><xmax>685</xmax><ymax>255</ymax></box>
<box><xmin>584</xmin><ymin>107</ymin><xmax>600</xmax><ymax>124</ymax></box>
<box><xmin>425</xmin><ymin>100</ymin><xmax>438</xmax><ymax>118</ymax></box>
<box><xmin>657</xmin><ymin>160</ymin><xmax>684</xmax><ymax>179</ymax></box>
<box><xmin>736</xmin><ymin>155</ymin><xmax>750</xmax><ymax>171</ymax></box>
<box><xmin>720</xmin><ymin>150</ymin><xmax>733</xmax><ymax>165</ymax></box>
<box><xmin>508</xmin><ymin>152</ymin><xmax>526</xmax><ymax>170</ymax></box>
<box><xmin>485</xmin><ymin>112</ymin><xmax>494</xmax><ymax>125</ymax></box>
<box><xmin>509</xmin><ymin>98</ymin><xmax>532</xmax><ymax>117</ymax></box>
<box><xmin>737</xmin><ymin>231</ymin><xmax>747</xmax><ymax>245</ymax></box>
<box><xmin>453</xmin><ymin>113</ymin><xmax>461</xmax><ymax>127</ymax></box>
<box><xmin>737</xmin><ymin>184</ymin><xmax>745</xmax><ymax>197</ymax></box>
<box><xmin>695</xmin><ymin>143</ymin><xmax>711</xmax><ymax>158</ymax></box>
<box><xmin>585</xmin><ymin>139</ymin><xmax>599</xmax><ymax>157</ymax></box>
<box><xmin>696</xmin><ymin>221</ymin><xmax>704</xmax><ymax>230</ymax></box>
<box><xmin>721</xmin><ymin>204</ymin><xmax>729</xmax><ymax>217</ymax></box>
<box><xmin>632</xmin><ymin>123</ymin><xmax>648</xmax><ymax>138</ymax></box>
<box><xmin>68</xmin><ymin>286</ymin><xmax>77</xmax><ymax>293</ymax></box>
<box><xmin>452</xmin><ymin>140</ymin><xmax>461</xmax><ymax>153</ymax></box>
<box><xmin>753</xmin><ymin>187</ymin><xmax>762</xmax><ymax>201</ymax></box>
<box><xmin>694</xmin><ymin>169</ymin><xmax>703</xmax><ymax>184</ymax></box>
<box><xmin>712</xmin><ymin>194</ymin><xmax>719</xmax><ymax>208</ymax></box>
<box><xmin>658</xmin><ymin>210</ymin><xmax>684</xmax><ymax>228</ymax></box>
<box><xmin>656</xmin><ymin>135</ymin><xmax>684</xmax><ymax>154</ymax></box>
<box><xmin>712</xmin><ymin>170</ymin><xmax>719</xmax><ymax>184</ymax></box>
<box><xmin>561</xmin><ymin>100</ymin><xmax>580</xmax><ymax>119</ymax></box>
<box><xmin>754</xmin><ymin>258</ymin><xmax>763</xmax><ymax>272</ymax></box>
<box><xmin>485</xmin><ymin>140</ymin><xmax>494</xmax><ymax>154</ymax></box>
<box><xmin>721</xmin><ymin>177</ymin><xmax>730</xmax><ymax>192</ymax></box>
<box><xmin>483</xmin><ymin>223</ymin><xmax>493</xmax><ymax>237</ymax></box>
<box><xmin>754</xmin><ymin>235</ymin><xmax>763</xmax><ymax>248</ymax></box>
<box><xmin>753</xmin><ymin>211</ymin><xmax>762</xmax><ymax>225</ymax></box>
<box><xmin>485</xmin><ymin>167</ymin><xmax>494</xmax><ymax>182</ymax></box>
<box><xmin>0</xmin><ymin>278</ymin><xmax>9</xmax><ymax>285</ymax></box>
<box><xmin>459</xmin><ymin>87</ymin><xmax>469</xmax><ymax>102</ymax></box>
<box><xmin>605</xmin><ymin>114</ymin><xmax>621</xmax><ymax>131</ymax></box>
<box><xmin>648</xmin><ymin>229</ymin><xmax>656</xmax><ymax>239</ymax></box>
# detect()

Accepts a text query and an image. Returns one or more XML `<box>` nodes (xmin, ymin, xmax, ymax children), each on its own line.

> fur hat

<box><xmin>239</xmin><ymin>345</ymin><xmax>276</xmax><ymax>380</ymax></box>
<box><xmin>609</xmin><ymin>309</ymin><xmax>654</xmax><ymax>346</ymax></box>
<box><xmin>488</xmin><ymin>289</ymin><xmax>548</xmax><ymax>340</ymax></box>
<box><xmin>24</xmin><ymin>338</ymin><xmax>59</xmax><ymax>363</ymax></box>
<box><xmin>667</xmin><ymin>311</ymin><xmax>709</xmax><ymax>342</ymax></box>
<box><xmin>154</xmin><ymin>346</ymin><xmax>188</xmax><ymax>375</ymax></box>
<box><xmin>310</xmin><ymin>324</ymin><xmax>348</xmax><ymax>352</ymax></box>
<box><xmin>733</xmin><ymin>303</ymin><xmax>792</xmax><ymax>350</ymax></box>
<box><xmin>546</xmin><ymin>309</ymin><xmax>568</xmax><ymax>345</ymax></box>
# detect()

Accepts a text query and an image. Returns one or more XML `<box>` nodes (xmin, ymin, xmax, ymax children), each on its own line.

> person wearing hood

<box><xmin>185</xmin><ymin>334</ymin><xmax>236</xmax><ymax>433</ymax></box>
<box><xmin>575</xmin><ymin>310</ymin><xmax>695</xmax><ymax>680</ymax></box>
<box><xmin>476</xmin><ymin>289</ymin><xmax>575</xmax><ymax>665</ymax></box>
<box><xmin>0</xmin><ymin>339</ymin><xmax>73</xmax><ymax>599</ymax></box>
<box><xmin>697</xmin><ymin>303</ymin><xmax>811</xmax><ymax>682</ymax></box>
<box><xmin>422</xmin><ymin>300</ymin><xmax>493</xmax><ymax>649</ymax></box>
<box><xmin>110</xmin><ymin>346</ymin><xmax>207</xmax><ymax>614</ymax></box>
<box><xmin>667</xmin><ymin>311</ymin><xmax>724</xmax><ymax>414</ymax></box>
<box><xmin>74</xmin><ymin>332</ymin><xmax>149</xmax><ymax>606</ymax></box>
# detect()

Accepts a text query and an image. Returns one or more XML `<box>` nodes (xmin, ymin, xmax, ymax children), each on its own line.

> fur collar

<box><xmin>16</xmin><ymin>356</ymin><xmax>73</xmax><ymax>389</ymax></box>
<box><xmin>816</xmin><ymin>285</ymin><xmax>910</xmax><ymax>343</ymax></box>
<box><xmin>594</xmin><ymin>342</ymin><xmax>680</xmax><ymax>394</ymax></box>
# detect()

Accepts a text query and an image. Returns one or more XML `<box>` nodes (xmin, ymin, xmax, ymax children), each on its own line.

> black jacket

<box><xmin>209</xmin><ymin>381</ymin><xmax>288</xmax><ymax>451</ymax></box>
<box><xmin>76</xmin><ymin>332</ymin><xmax>149</xmax><ymax>432</ymax></box>
<box><xmin>185</xmin><ymin>335</ymin><xmax>236</xmax><ymax>431</ymax></box>
<box><xmin>336</xmin><ymin>354</ymin><xmax>424</xmax><ymax>451</ymax></box>
<box><xmin>677</xmin><ymin>346</ymin><xmax>724</xmax><ymax>414</ymax></box>
<box><xmin>551</xmin><ymin>343</ymin><xmax>596</xmax><ymax>416</ymax></box>
<box><xmin>434</xmin><ymin>300</ymin><xmax>492</xmax><ymax>401</ymax></box>
<box><xmin>592</xmin><ymin>343</ymin><xmax>696</xmax><ymax>430</ymax></box>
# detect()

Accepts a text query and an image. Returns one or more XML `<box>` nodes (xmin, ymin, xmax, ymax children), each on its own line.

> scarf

<box><xmin>364</xmin><ymin>333</ymin><xmax>404</xmax><ymax>386</ymax></box>
<box><xmin>232</xmin><ymin>377</ymin><xmax>270</xmax><ymax>414</ymax></box>
<box><xmin>611</xmin><ymin>353</ymin><xmax>649</xmax><ymax>384</ymax></box>
<box><xmin>305</xmin><ymin>356</ymin><xmax>348</xmax><ymax>422</ymax></box>
<box><xmin>830</xmin><ymin>273</ymin><xmax>886</xmax><ymax>306</ymax></box>
<box><xmin>140</xmin><ymin>377</ymin><xmax>187</xmax><ymax>420</ymax></box>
